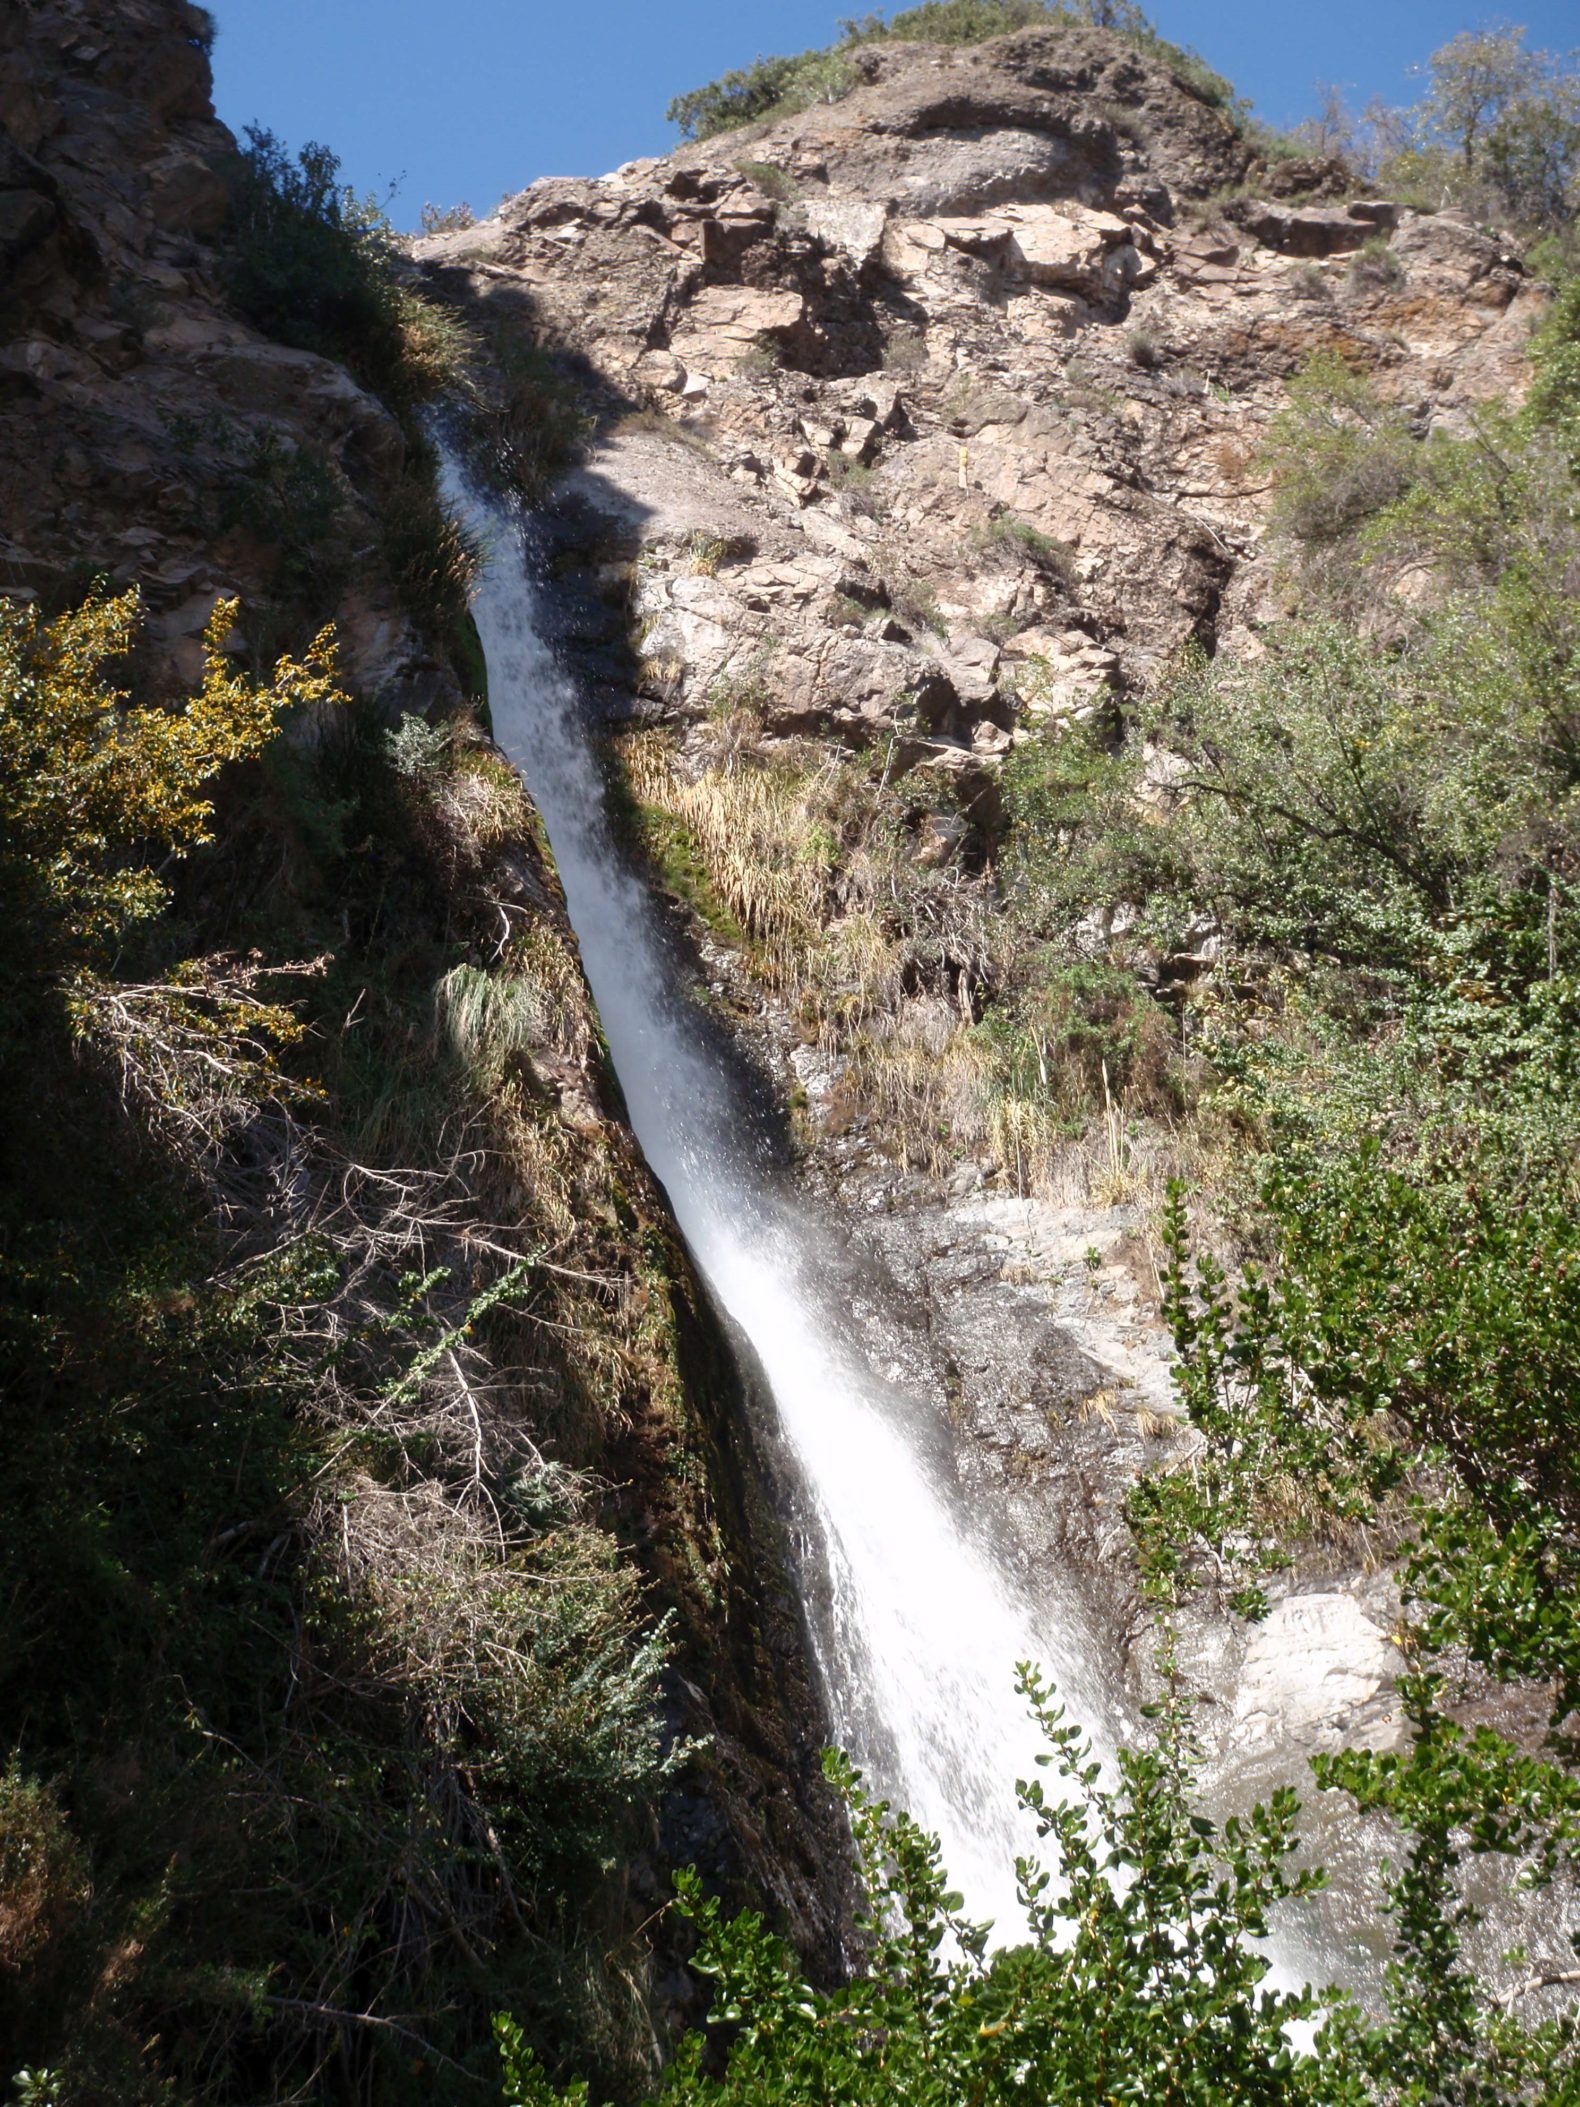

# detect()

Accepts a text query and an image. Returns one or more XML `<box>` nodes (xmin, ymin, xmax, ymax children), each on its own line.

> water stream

<box><xmin>440</xmin><ymin>455</ymin><xmax>1127</xmax><ymax>1935</ymax></box>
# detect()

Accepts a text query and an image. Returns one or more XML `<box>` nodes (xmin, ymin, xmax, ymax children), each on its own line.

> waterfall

<box><xmin>440</xmin><ymin>455</ymin><xmax>1123</xmax><ymax>1935</ymax></box>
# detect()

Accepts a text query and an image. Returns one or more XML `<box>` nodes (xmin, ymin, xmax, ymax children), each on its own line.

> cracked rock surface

<box><xmin>418</xmin><ymin>21</ymin><xmax>1548</xmax><ymax>1793</ymax></box>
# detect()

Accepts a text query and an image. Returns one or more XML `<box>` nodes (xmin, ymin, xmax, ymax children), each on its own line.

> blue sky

<box><xmin>210</xmin><ymin>1</ymin><xmax>1577</xmax><ymax>230</ymax></box>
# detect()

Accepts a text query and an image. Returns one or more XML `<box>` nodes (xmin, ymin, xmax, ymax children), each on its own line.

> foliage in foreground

<box><xmin>0</xmin><ymin>592</ymin><xmax>689</xmax><ymax>2101</ymax></box>
<box><xmin>501</xmin><ymin>1658</ymin><xmax>1580</xmax><ymax>2105</ymax></box>
<box><xmin>1</xmin><ymin>588</ymin><xmax>340</xmax><ymax>956</ymax></box>
<box><xmin>502</xmin><ymin>1665</ymin><xmax>1331</xmax><ymax>2107</ymax></box>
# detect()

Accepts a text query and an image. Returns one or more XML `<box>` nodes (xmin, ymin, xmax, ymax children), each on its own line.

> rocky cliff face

<box><xmin>0</xmin><ymin>5</ymin><xmax>848</xmax><ymax>2089</ymax></box>
<box><xmin>416</xmin><ymin>25</ymin><xmax>1546</xmax><ymax>1789</ymax></box>
<box><xmin>419</xmin><ymin>26</ymin><xmax>1540</xmax><ymax>748</ymax></box>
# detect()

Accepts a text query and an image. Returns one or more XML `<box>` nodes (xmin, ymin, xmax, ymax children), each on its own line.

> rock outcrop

<box><xmin>416</xmin><ymin>23</ymin><xmax>1549</xmax><ymax>1780</ymax></box>
<box><xmin>0</xmin><ymin>0</ymin><xmax>452</xmax><ymax>702</ymax></box>
<box><xmin>420</xmin><ymin>24</ymin><xmax>1542</xmax><ymax>766</ymax></box>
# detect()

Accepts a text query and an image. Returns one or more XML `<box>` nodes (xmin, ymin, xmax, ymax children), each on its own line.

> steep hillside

<box><xmin>418</xmin><ymin>18</ymin><xmax>1580</xmax><ymax>2101</ymax></box>
<box><xmin>415</xmin><ymin>17</ymin><xmax>1550</xmax><ymax>1768</ymax></box>
<box><xmin>6</xmin><ymin>0</ymin><xmax>1580</xmax><ymax>2099</ymax></box>
<box><xmin>0</xmin><ymin>6</ymin><xmax>844</xmax><ymax>2100</ymax></box>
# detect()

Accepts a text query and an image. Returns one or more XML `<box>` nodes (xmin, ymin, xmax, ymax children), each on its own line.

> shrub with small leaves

<box><xmin>0</xmin><ymin>588</ymin><xmax>345</xmax><ymax>967</ymax></box>
<box><xmin>500</xmin><ymin>1660</ymin><xmax>1340</xmax><ymax>2106</ymax></box>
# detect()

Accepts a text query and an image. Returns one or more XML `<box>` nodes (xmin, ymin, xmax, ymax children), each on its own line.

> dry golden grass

<box><xmin>618</xmin><ymin>730</ymin><xmax>1242</xmax><ymax>1217</ymax></box>
<box><xmin>843</xmin><ymin>1010</ymin><xmax>995</xmax><ymax>1173</ymax></box>
<box><xmin>621</xmin><ymin>731</ymin><xmax>885</xmax><ymax>1001</ymax></box>
<box><xmin>431</xmin><ymin>743</ymin><xmax>532</xmax><ymax>861</ymax></box>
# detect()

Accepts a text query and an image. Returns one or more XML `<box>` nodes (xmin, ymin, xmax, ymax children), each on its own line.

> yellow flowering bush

<box><xmin>0</xmin><ymin>588</ymin><xmax>346</xmax><ymax>962</ymax></box>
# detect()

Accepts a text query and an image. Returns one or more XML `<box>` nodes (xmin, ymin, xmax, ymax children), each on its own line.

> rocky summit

<box><xmin>419</xmin><ymin>27</ymin><xmax>1541</xmax><ymax>749</ymax></box>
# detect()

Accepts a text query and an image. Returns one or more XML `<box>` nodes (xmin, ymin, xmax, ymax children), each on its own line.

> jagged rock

<box><xmin>669</xmin><ymin>283</ymin><xmax>805</xmax><ymax>372</ymax></box>
<box><xmin>1258</xmin><ymin>152</ymin><xmax>1351</xmax><ymax>199</ymax></box>
<box><xmin>0</xmin><ymin>184</ymin><xmax>54</xmax><ymax>260</ymax></box>
<box><xmin>0</xmin><ymin>0</ymin><xmax>432</xmax><ymax>697</ymax></box>
<box><xmin>635</xmin><ymin>347</ymin><xmax>687</xmax><ymax>391</ymax></box>
<box><xmin>422</xmin><ymin>18</ymin><xmax>1544</xmax><ymax>810</ymax></box>
<box><xmin>801</xmin><ymin>192</ymin><xmax>887</xmax><ymax>267</ymax></box>
<box><xmin>1240</xmin><ymin>197</ymin><xmax>1399</xmax><ymax>256</ymax></box>
<box><xmin>930</xmin><ymin>632</ymin><xmax>1001</xmax><ymax>706</ymax></box>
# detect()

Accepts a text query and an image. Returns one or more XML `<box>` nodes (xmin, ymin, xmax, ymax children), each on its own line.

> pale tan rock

<box><xmin>669</xmin><ymin>284</ymin><xmax>804</xmax><ymax>369</ymax></box>
<box><xmin>1232</xmin><ymin>1594</ymin><xmax>1405</xmax><ymax>1754</ymax></box>
<box><xmin>801</xmin><ymin>194</ymin><xmax>888</xmax><ymax>267</ymax></box>
<box><xmin>930</xmin><ymin>633</ymin><xmax>1001</xmax><ymax>705</ymax></box>
<box><xmin>634</xmin><ymin>348</ymin><xmax>687</xmax><ymax>392</ymax></box>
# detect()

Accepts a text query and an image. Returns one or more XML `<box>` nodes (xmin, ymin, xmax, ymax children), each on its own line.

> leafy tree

<box><xmin>1370</xmin><ymin>27</ymin><xmax>1580</xmax><ymax>232</ymax></box>
<box><xmin>1422</xmin><ymin>29</ymin><xmax>1549</xmax><ymax>174</ymax></box>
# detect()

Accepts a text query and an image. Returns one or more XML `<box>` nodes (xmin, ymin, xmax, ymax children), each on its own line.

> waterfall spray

<box><xmin>438</xmin><ymin>452</ymin><xmax>1124</xmax><ymax>1932</ymax></box>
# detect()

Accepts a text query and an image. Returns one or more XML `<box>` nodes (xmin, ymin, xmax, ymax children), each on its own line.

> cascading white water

<box><xmin>440</xmin><ymin>455</ymin><xmax>1120</xmax><ymax>1933</ymax></box>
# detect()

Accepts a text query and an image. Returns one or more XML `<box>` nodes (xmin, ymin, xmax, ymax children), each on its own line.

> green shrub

<box><xmin>734</xmin><ymin>159</ymin><xmax>800</xmax><ymax>202</ymax></box>
<box><xmin>216</xmin><ymin>428</ymin><xmax>348</xmax><ymax>622</ymax></box>
<box><xmin>975</xmin><ymin>511</ymin><xmax>1077</xmax><ymax>580</ymax></box>
<box><xmin>377</xmin><ymin>457</ymin><xmax>484</xmax><ymax>642</ymax></box>
<box><xmin>225</xmin><ymin>127</ymin><xmax>468</xmax><ymax>415</ymax></box>
<box><xmin>881</xmin><ymin>323</ymin><xmax>929</xmax><ymax>372</ymax></box>
<box><xmin>1347</xmin><ymin>233</ymin><xmax>1406</xmax><ymax>291</ymax></box>
<box><xmin>0</xmin><ymin>1764</ymin><xmax>87</xmax><ymax>1974</ymax></box>
<box><xmin>845</xmin><ymin>0</ymin><xmax>1072</xmax><ymax>44</ymax></box>
<box><xmin>734</xmin><ymin>337</ymin><xmax>783</xmax><ymax>376</ymax></box>
<box><xmin>1261</xmin><ymin>352</ymin><xmax>1419</xmax><ymax>544</ymax></box>
<box><xmin>1527</xmin><ymin>270</ymin><xmax>1580</xmax><ymax>464</ymax></box>
<box><xmin>419</xmin><ymin>198</ymin><xmax>476</xmax><ymax>234</ymax></box>
<box><xmin>501</xmin><ymin>1648</ymin><xmax>1580</xmax><ymax>2104</ymax></box>
<box><xmin>502</xmin><ymin>1668</ymin><xmax>1338</xmax><ymax>2106</ymax></box>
